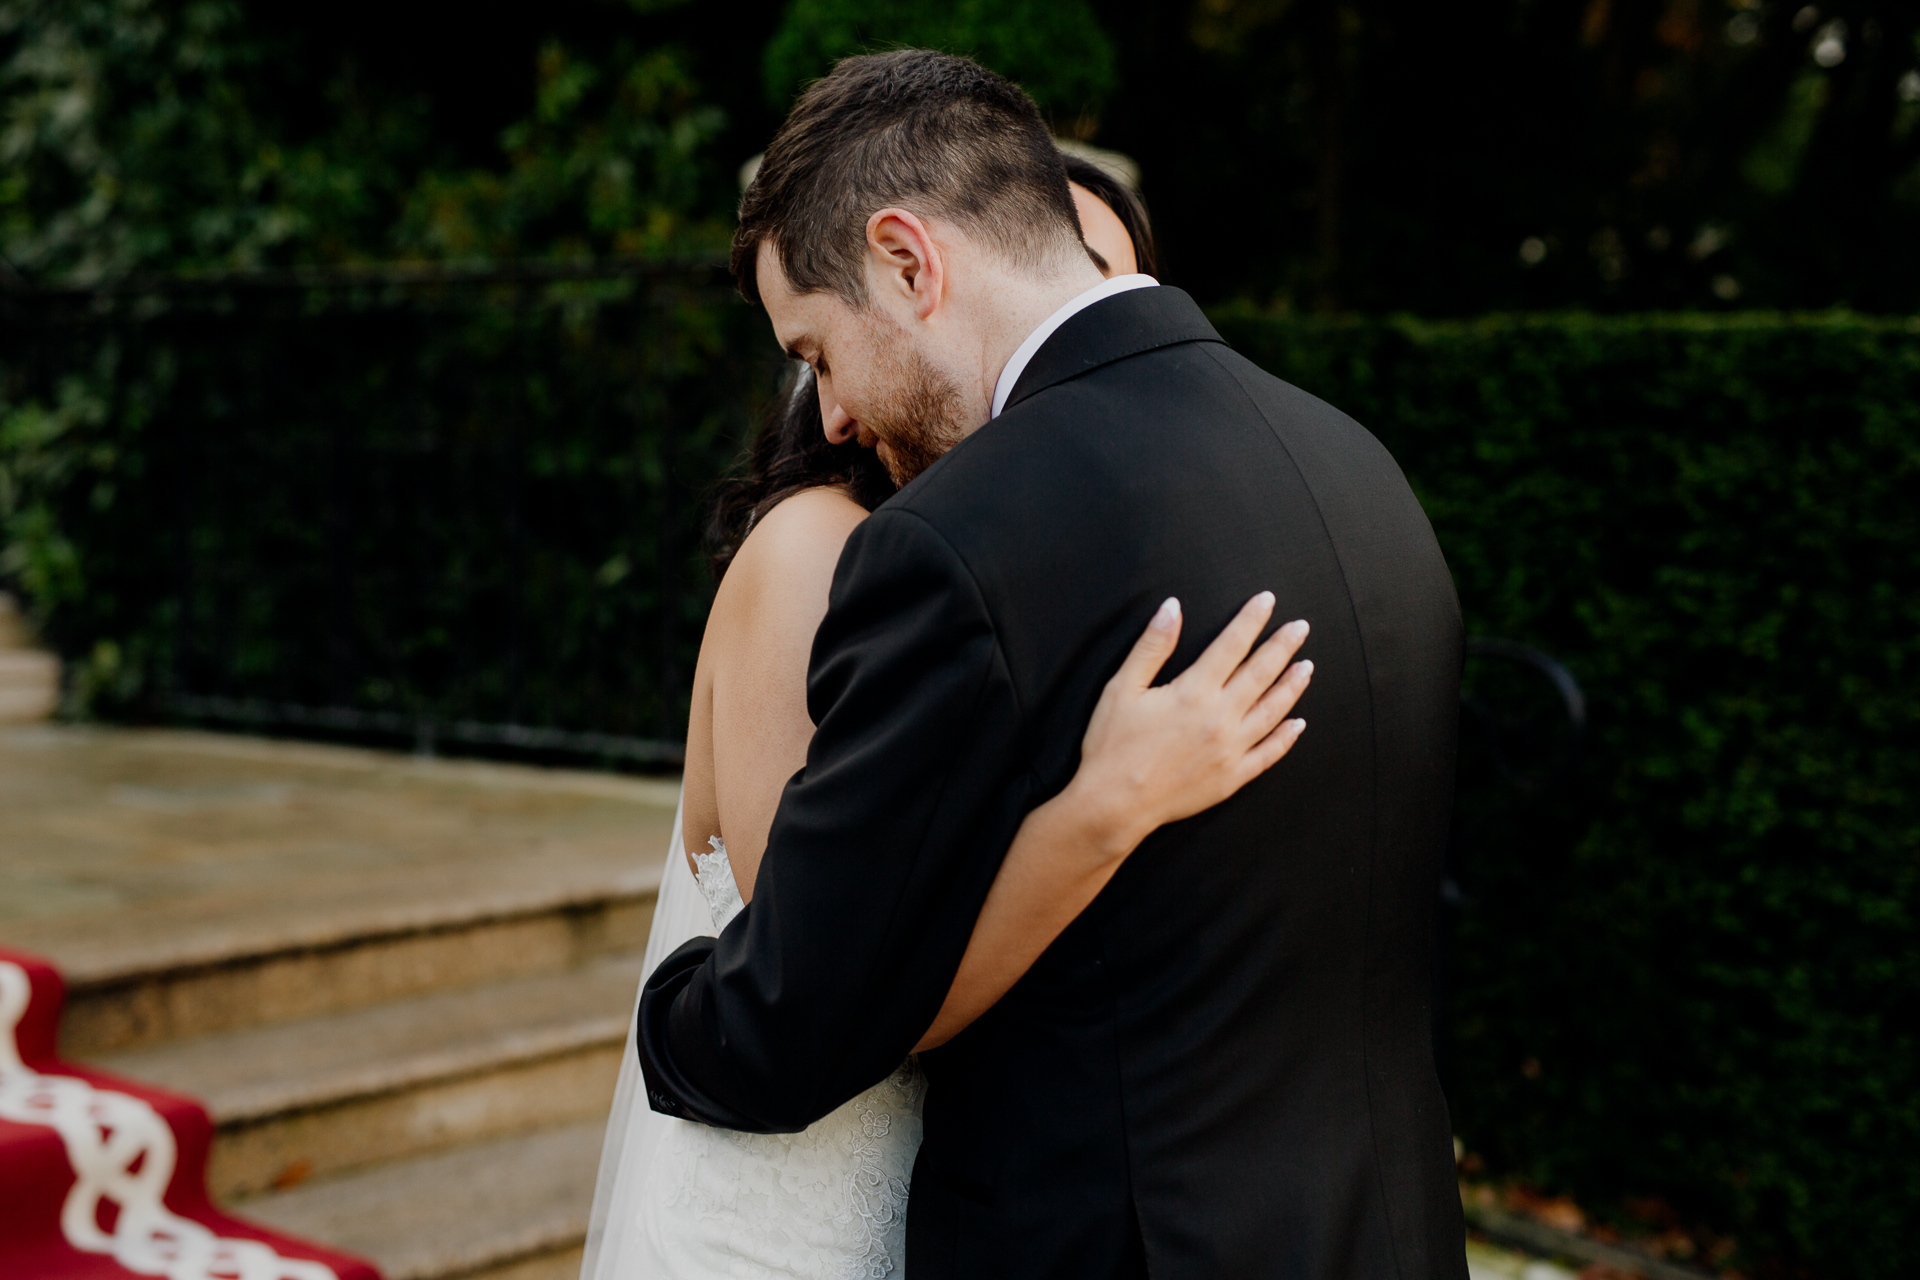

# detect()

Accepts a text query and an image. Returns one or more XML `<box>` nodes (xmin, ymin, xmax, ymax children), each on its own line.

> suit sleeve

<box><xmin>637</xmin><ymin>506</ymin><xmax>1030</xmax><ymax>1132</ymax></box>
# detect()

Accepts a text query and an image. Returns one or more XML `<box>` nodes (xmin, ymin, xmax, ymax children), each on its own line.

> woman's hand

<box><xmin>1063</xmin><ymin>592</ymin><xmax>1311</xmax><ymax>864</ymax></box>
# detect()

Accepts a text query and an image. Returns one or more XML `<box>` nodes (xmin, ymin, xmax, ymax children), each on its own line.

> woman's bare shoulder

<box><xmin>721</xmin><ymin>486</ymin><xmax>870</xmax><ymax>598</ymax></box>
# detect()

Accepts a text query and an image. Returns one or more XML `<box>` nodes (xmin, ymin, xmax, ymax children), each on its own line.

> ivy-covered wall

<box><xmin>1216</xmin><ymin>309</ymin><xmax>1920</xmax><ymax>1278</ymax></box>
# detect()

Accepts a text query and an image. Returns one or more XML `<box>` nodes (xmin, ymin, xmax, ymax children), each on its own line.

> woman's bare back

<box><xmin>681</xmin><ymin>485</ymin><xmax>868</xmax><ymax>897</ymax></box>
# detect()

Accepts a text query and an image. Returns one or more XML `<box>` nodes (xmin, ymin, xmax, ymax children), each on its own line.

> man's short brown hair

<box><xmin>732</xmin><ymin>50</ymin><xmax>1085</xmax><ymax>306</ymax></box>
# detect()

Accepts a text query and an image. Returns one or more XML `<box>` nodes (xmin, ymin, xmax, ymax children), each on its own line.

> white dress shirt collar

<box><xmin>990</xmin><ymin>274</ymin><xmax>1158</xmax><ymax>419</ymax></box>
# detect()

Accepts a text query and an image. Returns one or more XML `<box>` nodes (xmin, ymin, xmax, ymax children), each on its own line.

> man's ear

<box><xmin>866</xmin><ymin>208</ymin><xmax>944</xmax><ymax>321</ymax></box>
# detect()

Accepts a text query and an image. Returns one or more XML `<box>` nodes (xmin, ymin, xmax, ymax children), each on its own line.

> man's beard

<box><xmin>861</xmin><ymin>339</ymin><xmax>971</xmax><ymax>488</ymax></box>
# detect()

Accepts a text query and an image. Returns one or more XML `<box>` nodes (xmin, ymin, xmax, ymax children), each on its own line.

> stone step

<box><xmin>240</xmin><ymin>1121</ymin><xmax>605</xmax><ymax>1280</ymax></box>
<box><xmin>58</xmin><ymin>886</ymin><xmax>655</xmax><ymax>1059</ymax></box>
<box><xmin>2</xmin><ymin>726</ymin><xmax>675</xmax><ymax>1055</ymax></box>
<box><xmin>0</xmin><ymin>648</ymin><xmax>60</xmax><ymax>723</ymax></box>
<box><xmin>91</xmin><ymin>953</ymin><xmax>645</xmax><ymax>1199</ymax></box>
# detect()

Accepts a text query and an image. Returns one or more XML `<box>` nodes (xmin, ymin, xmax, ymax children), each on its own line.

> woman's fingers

<box><xmin>1183</xmin><ymin>591</ymin><xmax>1277</xmax><ymax>688</ymax></box>
<box><xmin>1110</xmin><ymin>597</ymin><xmax>1185</xmax><ymax>693</ymax></box>
<box><xmin>1241</xmin><ymin>718</ymin><xmax>1308</xmax><ymax>781</ymax></box>
<box><xmin>1075</xmin><ymin>594</ymin><xmax>1314</xmax><ymax>844</ymax></box>
<box><xmin>1244</xmin><ymin>659</ymin><xmax>1313</xmax><ymax>742</ymax></box>
<box><xmin>1226</xmin><ymin>618</ymin><xmax>1310</xmax><ymax>709</ymax></box>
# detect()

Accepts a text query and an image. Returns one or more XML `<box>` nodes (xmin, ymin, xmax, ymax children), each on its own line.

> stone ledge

<box><xmin>0</xmin><ymin>650</ymin><xmax>59</xmax><ymax>723</ymax></box>
<box><xmin>0</xmin><ymin>591</ymin><xmax>35</xmax><ymax>649</ymax></box>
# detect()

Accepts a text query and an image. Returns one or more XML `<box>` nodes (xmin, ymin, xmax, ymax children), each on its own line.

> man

<box><xmin>640</xmin><ymin>49</ymin><xmax>1468</xmax><ymax>1278</ymax></box>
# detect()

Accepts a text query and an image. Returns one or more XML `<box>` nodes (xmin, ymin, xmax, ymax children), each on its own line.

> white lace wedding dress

<box><xmin>581</xmin><ymin>803</ymin><xmax>926</xmax><ymax>1280</ymax></box>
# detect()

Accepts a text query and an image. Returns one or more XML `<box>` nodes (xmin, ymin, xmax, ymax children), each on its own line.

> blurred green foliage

<box><xmin>1218</xmin><ymin>308</ymin><xmax>1920</xmax><ymax>1278</ymax></box>
<box><xmin>397</xmin><ymin>41</ymin><xmax>727</xmax><ymax>261</ymax></box>
<box><xmin>5</xmin><ymin>1</ymin><xmax>1919</xmax><ymax>309</ymax></box>
<box><xmin>0</xmin><ymin>0</ymin><xmax>297</xmax><ymax>278</ymax></box>
<box><xmin>763</xmin><ymin>0</ymin><xmax>1116</xmax><ymax>123</ymax></box>
<box><xmin>0</xmin><ymin>0</ymin><xmax>731</xmax><ymax>276</ymax></box>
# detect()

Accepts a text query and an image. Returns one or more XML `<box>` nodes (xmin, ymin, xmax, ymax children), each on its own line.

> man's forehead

<box><xmin>755</xmin><ymin>240</ymin><xmax>792</xmax><ymax>301</ymax></box>
<box><xmin>757</xmin><ymin>241</ymin><xmax>835</xmax><ymax>354</ymax></box>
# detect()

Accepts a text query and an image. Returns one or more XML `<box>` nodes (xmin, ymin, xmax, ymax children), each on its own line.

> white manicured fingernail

<box><xmin>1254</xmin><ymin>590</ymin><xmax>1276</xmax><ymax>609</ymax></box>
<box><xmin>1297</xmin><ymin>660</ymin><xmax>1313</xmax><ymax>677</ymax></box>
<box><xmin>1152</xmin><ymin>597</ymin><xmax>1180</xmax><ymax>631</ymax></box>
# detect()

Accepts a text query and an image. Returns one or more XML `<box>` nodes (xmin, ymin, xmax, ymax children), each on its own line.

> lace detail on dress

<box><xmin>839</xmin><ymin>1064</ymin><xmax>922</xmax><ymax>1278</ymax></box>
<box><xmin>641</xmin><ymin>1057</ymin><xmax>926</xmax><ymax>1279</ymax></box>
<box><xmin>650</xmin><ymin>834</ymin><xmax>924</xmax><ymax>1276</ymax></box>
<box><xmin>691</xmin><ymin>836</ymin><xmax>746</xmax><ymax>931</ymax></box>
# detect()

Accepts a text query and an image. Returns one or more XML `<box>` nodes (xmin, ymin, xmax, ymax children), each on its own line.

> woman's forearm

<box><xmin>913</xmin><ymin>780</ymin><xmax>1142</xmax><ymax>1052</ymax></box>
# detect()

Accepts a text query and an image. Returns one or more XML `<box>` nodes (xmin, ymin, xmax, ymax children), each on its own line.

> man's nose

<box><xmin>822</xmin><ymin>394</ymin><xmax>857</xmax><ymax>445</ymax></box>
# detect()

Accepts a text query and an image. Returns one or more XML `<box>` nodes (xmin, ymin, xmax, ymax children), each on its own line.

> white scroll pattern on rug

<box><xmin>0</xmin><ymin>961</ymin><xmax>339</xmax><ymax>1280</ymax></box>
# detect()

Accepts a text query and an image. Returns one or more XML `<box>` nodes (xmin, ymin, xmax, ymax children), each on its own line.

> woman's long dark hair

<box><xmin>707</xmin><ymin>364</ymin><xmax>894</xmax><ymax>581</ymax></box>
<box><xmin>708</xmin><ymin>166</ymin><xmax>1156</xmax><ymax>582</ymax></box>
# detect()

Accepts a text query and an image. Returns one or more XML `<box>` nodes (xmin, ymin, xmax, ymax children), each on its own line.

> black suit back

<box><xmin>639</xmin><ymin>288</ymin><xmax>1467</xmax><ymax>1279</ymax></box>
<box><xmin>900</xmin><ymin>288</ymin><xmax>1465</xmax><ymax>1277</ymax></box>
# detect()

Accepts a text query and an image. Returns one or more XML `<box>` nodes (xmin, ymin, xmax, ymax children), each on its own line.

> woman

<box><xmin>584</xmin><ymin>179</ymin><xmax>1307</xmax><ymax>1280</ymax></box>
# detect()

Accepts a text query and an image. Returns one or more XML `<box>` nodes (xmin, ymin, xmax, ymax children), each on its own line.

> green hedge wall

<box><xmin>1216</xmin><ymin>310</ymin><xmax>1920</xmax><ymax>1277</ymax></box>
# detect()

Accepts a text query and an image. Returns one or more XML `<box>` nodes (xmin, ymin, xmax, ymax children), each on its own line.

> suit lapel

<box><xmin>1002</xmin><ymin>286</ymin><xmax>1227</xmax><ymax>413</ymax></box>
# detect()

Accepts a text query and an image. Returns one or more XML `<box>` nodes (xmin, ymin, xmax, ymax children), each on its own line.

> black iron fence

<box><xmin>1</xmin><ymin>259</ymin><xmax>778</xmax><ymax>766</ymax></box>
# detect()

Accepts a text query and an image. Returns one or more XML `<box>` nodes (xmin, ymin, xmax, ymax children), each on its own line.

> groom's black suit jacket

<box><xmin>640</xmin><ymin>287</ymin><xmax>1468</xmax><ymax>1279</ymax></box>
